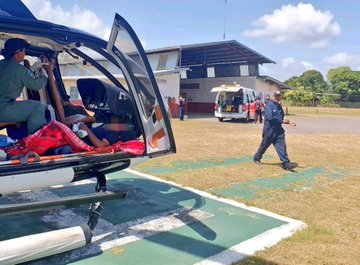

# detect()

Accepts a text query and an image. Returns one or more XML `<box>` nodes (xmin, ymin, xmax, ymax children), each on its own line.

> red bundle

<box><xmin>4</xmin><ymin>121</ymin><xmax>93</xmax><ymax>159</ymax></box>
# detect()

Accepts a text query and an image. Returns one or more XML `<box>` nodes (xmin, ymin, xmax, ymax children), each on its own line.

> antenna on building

<box><xmin>223</xmin><ymin>0</ymin><xmax>227</xmax><ymax>40</ymax></box>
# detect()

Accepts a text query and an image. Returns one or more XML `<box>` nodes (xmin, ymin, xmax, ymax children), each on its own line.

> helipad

<box><xmin>0</xmin><ymin>169</ymin><xmax>305</xmax><ymax>265</ymax></box>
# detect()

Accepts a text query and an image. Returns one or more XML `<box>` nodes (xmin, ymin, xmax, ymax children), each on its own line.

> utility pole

<box><xmin>223</xmin><ymin>0</ymin><xmax>227</xmax><ymax>40</ymax></box>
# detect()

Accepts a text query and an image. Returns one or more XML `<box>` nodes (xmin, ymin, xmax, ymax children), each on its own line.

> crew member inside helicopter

<box><xmin>0</xmin><ymin>38</ymin><xmax>54</xmax><ymax>134</ymax></box>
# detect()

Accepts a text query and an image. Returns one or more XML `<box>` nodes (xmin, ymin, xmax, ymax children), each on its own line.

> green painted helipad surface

<box><xmin>141</xmin><ymin>155</ymin><xmax>273</xmax><ymax>175</ymax></box>
<box><xmin>0</xmin><ymin>170</ymin><xmax>305</xmax><ymax>265</ymax></box>
<box><xmin>211</xmin><ymin>167</ymin><xmax>351</xmax><ymax>201</ymax></box>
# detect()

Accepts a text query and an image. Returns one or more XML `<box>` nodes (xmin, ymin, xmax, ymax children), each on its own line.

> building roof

<box><xmin>146</xmin><ymin>40</ymin><xmax>275</xmax><ymax>67</ymax></box>
<box><xmin>257</xmin><ymin>76</ymin><xmax>293</xmax><ymax>90</ymax></box>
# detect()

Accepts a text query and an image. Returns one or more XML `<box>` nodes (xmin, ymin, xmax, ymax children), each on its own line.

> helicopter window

<box><xmin>111</xmin><ymin>26</ymin><xmax>157</xmax><ymax>119</ymax></box>
<box><xmin>58</xmin><ymin>46</ymin><xmax>130</xmax><ymax>107</ymax></box>
<box><xmin>69</xmin><ymin>87</ymin><xmax>80</xmax><ymax>100</ymax></box>
<box><xmin>58</xmin><ymin>44</ymin><xmax>142</xmax><ymax>138</ymax></box>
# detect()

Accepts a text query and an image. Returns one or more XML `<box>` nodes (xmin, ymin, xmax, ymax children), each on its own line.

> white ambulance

<box><xmin>211</xmin><ymin>84</ymin><xmax>256</xmax><ymax>122</ymax></box>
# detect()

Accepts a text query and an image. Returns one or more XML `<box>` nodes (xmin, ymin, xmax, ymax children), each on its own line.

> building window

<box><xmin>207</xmin><ymin>67</ymin><xmax>215</xmax><ymax>78</ymax></box>
<box><xmin>214</xmin><ymin>64</ymin><xmax>240</xmax><ymax>77</ymax></box>
<box><xmin>240</xmin><ymin>65</ymin><xmax>249</xmax><ymax>76</ymax></box>
<box><xmin>187</xmin><ymin>66</ymin><xmax>207</xmax><ymax>79</ymax></box>
<box><xmin>157</xmin><ymin>54</ymin><xmax>168</xmax><ymax>70</ymax></box>
<box><xmin>180</xmin><ymin>83</ymin><xmax>200</xmax><ymax>89</ymax></box>
<box><xmin>249</xmin><ymin>64</ymin><xmax>259</xmax><ymax>76</ymax></box>
<box><xmin>70</xmin><ymin>86</ymin><xmax>80</xmax><ymax>100</ymax></box>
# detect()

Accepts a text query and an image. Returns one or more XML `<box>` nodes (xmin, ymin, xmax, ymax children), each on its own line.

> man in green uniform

<box><xmin>0</xmin><ymin>38</ymin><xmax>53</xmax><ymax>134</ymax></box>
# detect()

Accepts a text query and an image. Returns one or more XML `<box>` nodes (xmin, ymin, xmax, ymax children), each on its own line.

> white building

<box><xmin>147</xmin><ymin>40</ymin><xmax>292</xmax><ymax>113</ymax></box>
<box><xmin>60</xmin><ymin>40</ymin><xmax>291</xmax><ymax>117</ymax></box>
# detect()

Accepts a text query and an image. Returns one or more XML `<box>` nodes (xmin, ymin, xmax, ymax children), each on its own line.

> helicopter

<box><xmin>0</xmin><ymin>1</ymin><xmax>176</xmax><ymax>263</ymax></box>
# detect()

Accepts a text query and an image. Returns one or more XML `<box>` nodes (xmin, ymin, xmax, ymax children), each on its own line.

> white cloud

<box><xmin>140</xmin><ymin>40</ymin><xmax>147</xmax><ymax>49</ymax></box>
<box><xmin>259</xmin><ymin>64</ymin><xmax>269</xmax><ymax>74</ymax></box>
<box><xmin>22</xmin><ymin>0</ymin><xmax>110</xmax><ymax>40</ymax></box>
<box><xmin>282</xmin><ymin>57</ymin><xmax>297</xmax><ymax>68</ymax></box>
<box><xmin>281</xmin><ymin>57</ymin><xmax>315</xmax><ymax>71</ymax></box>
<box><xmin>309</xmin><ymin>40</ymin><xmax>329</xmax><ymax>49</ymax></box>
<box><xmin>323</xmin><ymin>53</ymin><xmax>360</xmax><ymax>69</ymax></box>
<box><xmin>301</xmin><ymin>61</ymin><xmax>314</xmax><ymax>70</ymax></box>
<box><xmin>243</xmin><ymin>2</ymin><xmax>341</xmax><ymax>49</ymax></box>
<box><xmin>261</xmin><ymin>57</ymin><xmax>320</xmax><ymax>81</ymax></box>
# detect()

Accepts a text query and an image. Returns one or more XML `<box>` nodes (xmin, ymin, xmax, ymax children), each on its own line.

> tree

<box><xmin>297</xmin><ymin>70</ymin><xmax>329</xmax><ymax>93</ymax></box>
<box><xmin>327</xmin><ymin>67</ymin><xmax>360</xmax><ymax>100</ymax></box>
<box><xmin>327</xmin><ymin>66</ymin><xmax>351</xmax><ymax>82</ymax></box>
<box><xmin>284</xmin><ymin>70</ymin><xmax>329</xmax><ymax>93</ymax></box>
<box><xmin>284</xmin><ymin>76</ymin><xmax>300</xmax><ymax>88</ymax></box>
<box><xmin>283</xmin><ymin>86</ymin><xmax>313</xmax><ymax>106</ymax></box>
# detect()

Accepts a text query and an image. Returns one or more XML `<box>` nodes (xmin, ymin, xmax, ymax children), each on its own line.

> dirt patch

<box><xmin>187</xmin><ymin>112</ymin><xmax>360</xmax><ymax>134</ymax></box>
<box><xmin>286</xmin><ymin>115</ymin><xmax>360</xmax><ymax>134</ymax></box>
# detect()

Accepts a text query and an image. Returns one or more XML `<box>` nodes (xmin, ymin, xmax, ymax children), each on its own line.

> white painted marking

<box><xmin>4</xmin><ymin>169</ymin><xmax>306</xmax><ymax>265</ymax></box>
<box><xmin>6</xmin><ymin>185</ymin><xmax>212</xmax><ymax>265</ymax></box>
<box><xmin>5</xmin><ymin>189</ymin><xmax>114</xmax><ymax>234</ymax></box>
<box><xmin>33</xmin><ymin>208</ymin><xmax>211</xmax><ymax>264</ymax></box>
<box><xmin>98</xmin><ymin>208</ymin><xmax>212</xmax><ymax>250</ymax></box>
<box><xmin>194</xmin><ymin>222</ymin><xmax>305</xmax><ymax>265</ymax></box>
<box><xmin>126</xmin><ymin>169</ymin><xmax>307</xmax><ymax>265</ymax></box>
<box><xmin>126</xmin><ymin>169</ymin><xmax>306</xmax><ymax>224</ymax></box>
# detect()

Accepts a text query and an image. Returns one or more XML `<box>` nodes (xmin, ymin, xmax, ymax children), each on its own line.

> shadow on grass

<box><xmin>258</xmin><ymin>162</ymin><xmax>301</xmax><ymax>172</ymax></box>
<box><xmin>236</xmin><ymin>256</ymin><xmax>279</xmax><ymax>265</ymax></box>
<box><xmin>221</xmin><ymin>118</ymin><xmax>253</xmax><ymax>124</ymax></box>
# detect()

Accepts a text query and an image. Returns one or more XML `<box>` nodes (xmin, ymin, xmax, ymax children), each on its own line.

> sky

<box><xmin>22</xmin><ymin>0</ymin><xmax>360</xmax><ymax>82</ymax></box>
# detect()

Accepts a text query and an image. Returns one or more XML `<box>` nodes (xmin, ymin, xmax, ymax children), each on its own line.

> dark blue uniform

<box><xmin>254</xmin><ymin>100</ymin><xmax>291</xmax><ymax>168</ymax></box>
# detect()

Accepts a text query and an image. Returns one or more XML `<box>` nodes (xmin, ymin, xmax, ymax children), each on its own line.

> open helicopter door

<box><xmin>107</xmin><ymin>13</ymin><xmax>176</xmax><ymax>156</ymax></box>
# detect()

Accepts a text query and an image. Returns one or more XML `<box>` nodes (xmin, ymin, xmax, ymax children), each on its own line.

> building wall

<box><xmin>156</xmin><ymin>74</ymin><xmax>180</xmax><ymax>103</ymax></box>
<box><xmin>62</xmin><ymin>72</ymin><xmax>281</xmax><ymax>115</ymax></box>
<box><xmin>180</xmin><ymin>76</ymin><xmax>256</xmax><ymax>112</ymax></box>
<box><xmin>255</xmin><ymin>79</ymin><xmax>276</xmax><ymax>100</ymax></box>
<box><xmin>59</xmin><ymin>48</ymin><xmax>282</xmax><ymax>115</ymax></box>
<box><xmin>62</xmin><ymin>73</ymin><xmax>180</xmax><ymax>117</ymax></box>
<box><xmin>63</xmin><ymin>74</ymin><xmax>179</xmax><ymax>101</ymax></box>
<box><xmin>147</xmin><ymin>51</ymin><xmax>179</xmax><ymax>71</ymax></box>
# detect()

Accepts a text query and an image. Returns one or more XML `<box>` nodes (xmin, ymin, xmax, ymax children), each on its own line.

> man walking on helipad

<box><xmin>253</xmin><ymin>91</ymin><xmax>296</xmax><ymax>170</ymax></box>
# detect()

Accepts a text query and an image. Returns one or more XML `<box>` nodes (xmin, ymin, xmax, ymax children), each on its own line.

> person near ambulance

<box><xmin>253</xmin><ymin>90</ymin><xmax>296</xmax><ymax>170</ymax></box>
<box><xmin>264</xmin><ymin>94</ymin><xmax>271</xmax><ymax>105</ymax></box>
<box><xmin>253</xmin><ymin>96</ymin><xmax>264</xmax><ymax>123</ymax></box>
<box><xmin>179</xmin><ymin>96</ymin><xmax>185</xmax><ymax>121</ymax></box>
<box><xmin>0</xmin><ymin>38</ymin><xmax>54</xmax><ymax>134</ymax></box>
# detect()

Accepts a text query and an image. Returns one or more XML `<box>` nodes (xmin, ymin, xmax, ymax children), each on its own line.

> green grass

<box><xmin>134</xmin><ymin>112</ymin><xmax>360</xmax><ymax>265</ymax></box>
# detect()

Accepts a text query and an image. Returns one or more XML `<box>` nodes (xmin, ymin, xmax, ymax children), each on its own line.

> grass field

<box><xmin>285</xmin><ymin>105</ymin><xmax>360</xmax><ymax>116</ymax></box>
<box><xmin>134</xmin><ymin>107</ymin><xmax>360</xmax><ymax>265</ymax></box>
